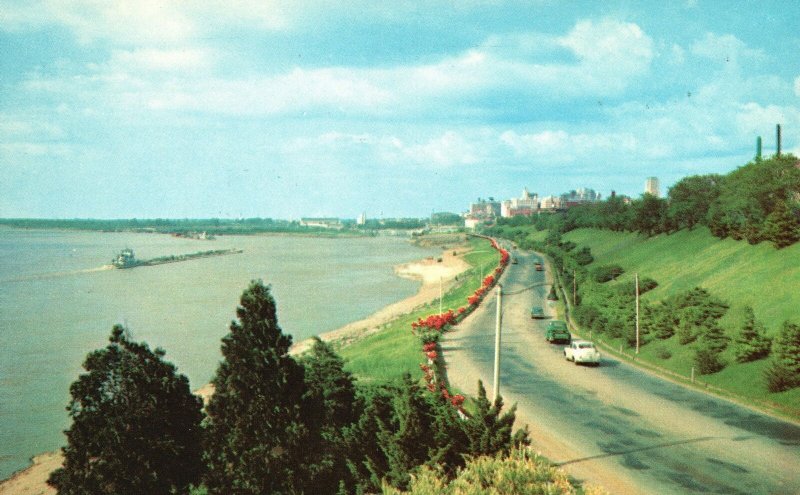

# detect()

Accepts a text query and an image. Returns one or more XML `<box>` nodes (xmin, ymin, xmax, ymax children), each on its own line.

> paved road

<box><xmin>442</xmin><ymin>249</ymin><xmax>800</xmax><ymax>495</ymax></box>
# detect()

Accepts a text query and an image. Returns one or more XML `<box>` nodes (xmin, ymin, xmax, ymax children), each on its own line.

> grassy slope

<box><xmin>562</xmin><ymin>227</ymin><xmax>800</xmax><ymax>415</ymax></box>
<box><xmin>339</xmin><ymin>237</ymin><xmax>501</xmax><ymax>384</ymax></box>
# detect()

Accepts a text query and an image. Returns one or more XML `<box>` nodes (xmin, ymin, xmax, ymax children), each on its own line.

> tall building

<box><xmin>645</xmin><ymin>177</ymin><xmax>660</xmax><ymax>198</ymax></box>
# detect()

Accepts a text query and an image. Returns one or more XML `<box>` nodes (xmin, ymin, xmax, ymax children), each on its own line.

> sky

<box><xmin>1</xmin><ymin>1</ymin><xmax>799</xmax><ymax>219</ymax></box>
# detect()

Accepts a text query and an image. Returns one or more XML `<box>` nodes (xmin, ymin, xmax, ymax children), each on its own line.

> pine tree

<box><xmin>48</xmin><ymin>325</ymin><xmax>204</xmax><ymax>495</ymax></box>
<box><xmin>763</xmin><ymin>201</ymin><xmax>800</xmax><ymax>249</ymax></box>
<box><xmin>203</xmin><ymin>281</ymin><xmax>308</xmax><ymax>495</ymax></box>
<box><xmin>463</xmin><ymin>381</ymin><xmax>530</xmax><ymax>457</ymax></box>
<box><xmin>733</xmin><ymin>306</ymin><xmax>772</xmax><ymax>363</ymax></box>
<box><xmin>765</xmin><ymin>321</ymin><xmax>800</xmax><ymax>392</ymax></box>
<box><xmin>380</xmin><ymin>374</ymin><xmax>437</xmax><ymax>490</ymax></box>
<box><xmin>297</xmin><ymin>337</ymin><xmax>358</xmax><ymax>494</ymax></box>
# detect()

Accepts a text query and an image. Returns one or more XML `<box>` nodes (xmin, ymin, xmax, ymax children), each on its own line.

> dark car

<box><xmin>530</xmin><ymin>306</ymin><xmax>545</xmax><ymax>319</ymax></box>
<box><xmin>545</xmin><ymin>320</ymin><xmax>571</xmax><ymax>343</ymax></box>
<box><xmin>534</xmin><ymin>261</ymin><xmax>543</xmax><ymax>271</ymax></box>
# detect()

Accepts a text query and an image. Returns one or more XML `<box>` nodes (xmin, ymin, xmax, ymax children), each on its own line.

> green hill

<box><xmin>561</xmin><ymin>227</ymin><xmax>800</xmax><ymax>416</ymax></box>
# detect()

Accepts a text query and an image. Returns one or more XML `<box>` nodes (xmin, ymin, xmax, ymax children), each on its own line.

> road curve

<box><xmin>441</xmin><ymin>249</ymin><xmax>800</xmax><ymax>495</ymax></box>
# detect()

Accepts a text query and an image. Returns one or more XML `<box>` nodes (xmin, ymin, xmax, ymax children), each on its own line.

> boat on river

<box><xmin>111</xmin><ymin>247</ymin><xmax>242</xmax><ymax>269</ymax></box>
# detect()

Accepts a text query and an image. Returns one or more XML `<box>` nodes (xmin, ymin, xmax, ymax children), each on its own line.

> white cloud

<box><xmin>0</xmin><ymin>0</ymin><xmax>293</xmax><ymax>45</ymax></box>
<box><xmin>109</xmin><ymin>48</ymin><xmax>215</xmax><ymax>72</ymax></box>
<box><xmin>690</xmin><ymin>32</ymin><xmax>764</xmax><ymax>65</ymax></box>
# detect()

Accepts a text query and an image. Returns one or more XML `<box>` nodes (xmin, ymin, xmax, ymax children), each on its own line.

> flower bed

<box><xmin>412</xmin><ymin>236</ymin><xmax>509</xmax><ymax>412</ymax></box>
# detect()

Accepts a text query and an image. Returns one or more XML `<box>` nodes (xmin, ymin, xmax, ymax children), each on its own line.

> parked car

<box><xmin>534</xmin><ymin>261</ymin><xmax>544</xmax><ymax>271</ymax></box>
<box><xmin>512</xmin><ymin>257</ymin><xmax>518</xmax><ymax>264</ymax></box>
<box><xmin>545</xmin><ymin>320</ymin><xmax>570</xmax><ymax>343</ymax></box>
<box><xmin>564</xmin><ymin>340</ymin><xmax>601</xmax><ymax>365</ymax></box>
<box><xmin>530</xmin><ymin>306</ymin><xmax>545</xmax><ymax>319</ymax></box>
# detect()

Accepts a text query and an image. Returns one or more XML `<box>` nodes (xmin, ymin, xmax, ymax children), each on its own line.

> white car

<box><xmin>564</xmin><ymin>340</ymin><xmax>601</xmax><ymax>365</ymax></box>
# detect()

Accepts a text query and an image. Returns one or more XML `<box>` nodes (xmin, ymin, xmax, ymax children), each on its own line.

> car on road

<box><xmin>564</xmin><ymin>340</ymin><xmax>601</xmax><ymax>365</ymax></box>
<box><xmin>512</xmin><ymin>257</ymin><xmax>518</xmax><ymax>264</ymax></box>
<box><xmin>545</xmin><ymin>320</ymin><xmax>571</xmax><ymax>343</ymax></box>
<box><xmin>530</xmin><ymin>306</ymin><xmax>545</xmax><ymax>319</ymax></box>
<box><xmin>534</xmin><ymin>261</ymin><xmax>543</xmax><ymax>271</ymax></box>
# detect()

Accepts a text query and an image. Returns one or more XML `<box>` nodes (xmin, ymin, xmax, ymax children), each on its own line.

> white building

<box><xmin>645</xmin><ymin>177</ymin><xmax>660</xmax><ymax>197</ymax></box>
<box><xmin>501</xmin><ymin>187</ymin><xmax>539</xmax><ymax>217</ymax></box>
<box><xmin>357</xmin><ymin>212</ymin><xmax>366</xmax><ymax>225</ymax></box>
<box><xmin>539</xmin><ymin>195</ymin><xmax>562</xmax><ymax>210</ymax></box>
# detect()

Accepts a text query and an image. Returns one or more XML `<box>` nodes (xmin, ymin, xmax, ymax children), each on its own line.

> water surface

<box><xmin>0</xmin><ymin>228</ymin><xmax>437</xmax><ymax>479</ymax></box>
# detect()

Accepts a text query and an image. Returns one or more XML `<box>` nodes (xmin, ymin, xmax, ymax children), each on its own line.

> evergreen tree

<box><xmin>380</xmin><ymin>374</ymin><xmax>438</xmax><ymax>490</ymax></box>
<box><xmin>694</xmin><ymin>323</ymin><xmax>729</xmax><ymax>374</ymax></box>
<box><xmin>48</xmin><ymin>326</ymin><xmax>204</xmax><ymax>495</ymax></box>
<box><xmin>297</xmin><ymin>337</ymin><xmax>358</xmax><ymax>494</ymax></box>
<box><xmin>733</xmin><ymin>306</ymin><xmax>772</xmax><ymax>363</ymax></box>
<box><xmin>203</xmin><ymin>281</ymin><xmax>308</xmax><ymax>495</ymax></box>
<box><xmin>463</xmin><ymin>381</ymin><xmax>530</xmax><ymax>457</ymax></box>
<box><xmin>763</xmin><ymin>201</ymin><xmax>800</xmax><ymax>249</ymax></box>
<box><xmin>764</xmin><ymin>321</ymin><xmax>800</xmax><ymax>392</ymax></box>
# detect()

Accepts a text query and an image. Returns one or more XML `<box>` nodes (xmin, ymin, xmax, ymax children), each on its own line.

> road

<box><xmin>441</xmin><ymin>249</ymin><xmax>800</xmax><ymax>494</ymax></box>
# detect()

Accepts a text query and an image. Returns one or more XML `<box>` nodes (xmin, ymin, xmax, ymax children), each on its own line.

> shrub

<box><xmin>695</xmin><ymin>348</ymin><xmax>725</xmax><ymax>375</ymax></box>
<box><xmin>655</xmin><ymin>347</ymin><xmax>672</xmax><ymax>360</ymax></box>
<box><xmin>592</xmin><ymin>264</ymin><xmax>625</xmax><ymax>283</ymax></box>
<box><xmin>764</xmin><ymin>321</ymin><xmax>800</xmax><ymax>392</ymax></box>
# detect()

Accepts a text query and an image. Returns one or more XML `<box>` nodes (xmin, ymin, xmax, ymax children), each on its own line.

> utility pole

<box><xmin>573</xmin><ymin>269</ymin><xmax>576</xmax><ymax>305</ymax></box>
<box><xmin>635</xmin><ymin>273</ymin><xmax>640</xmax><ymax>354</ymax></box>
<box><xmin>439</xmin><ymin>276</ymin><xmax>443</xmax><ymax>315</ymax></box>
<box><xmin>492</xmin><ymin>283</ymin><xmax>503</xmax><ymax>405</ymax></box>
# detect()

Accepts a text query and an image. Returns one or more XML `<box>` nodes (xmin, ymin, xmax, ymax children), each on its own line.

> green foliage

<box><xmin>298</xmin><ymin>337</ymin><xmax>359</xmax><ymax>494</ymax></box>
<box><xmin>764</xmin><ymin>321</ymin><xmax>800</xmax><ymax>392</ymax></box>
<box><xmin>707</xmin><ymin>154</ymin><xmax>800</xmax><ymax>246</ymax></box>
<box><xmin>203</xmin><ymin>280</ymin><xmax>309</xmax><ymax>495</ymax></box>
<box><xmin>667</xmin><ymin>174</ymin><xmax>723</xmax><ymax>230</ymax></box>
<box><xmin>694</xmin><ymin>348</ymin><xmax>725</xmax><ymax>375</ymax></box>
<box><xmin>591</xmin><ymin>264</ymin><xmax>624</xmax><ymax>283</ymax></box>
<box><xmin>574</xmin><ymin>246</ymin><xmax>594</xmax><ymax>265</ymax></box>
<box><xmin>633</xmin><ymin>193</ymin><xmax>668</xmax><ymax>236</ymax></box>
<box><xmin>48</xmin><ymin>325</ymin><xmax>204</xmax><ymax>495</ymax></box>
<box><xmin>733</xmin><ymin>306</ymin><xmax>772</xmax><ymax>363</ymax></box>
<box><xmin>344</xmin><ymin>378</ymin><xmax>528</xmax><ymax>493</ymax></box>
<box><xmin>383</xmin><ymin>447</ymin><xmax>608</xmax><ymax>495</ymax></box>
<box><xmin>463</xmin><ymin>381</ymin><xmax>530</xmax><ymax>457</ymax></box>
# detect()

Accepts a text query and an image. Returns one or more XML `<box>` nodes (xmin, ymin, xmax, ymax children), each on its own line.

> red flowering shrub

<box><xmin>422</xmin><ymin>342</ymin><xmax>437</xmax><ymax>352</ymax></box>
<box><xmin>483</xmin><ymin>275</ymin><xmax>495</xmax><ymax>287</ymax></box>
<box><xmin>457</xmin><ymin>307</ymin><xmax>466</xmax><ymax>314</ymax></box>
<box><xmin>426</xmin><ymin>350</ymin><xmax>438</xmax><ymax>360</ymax></box>
<box><xmin>450</xmin><ymin>394</ymin><xmax>465</xmax><ymax>407</ymax></box>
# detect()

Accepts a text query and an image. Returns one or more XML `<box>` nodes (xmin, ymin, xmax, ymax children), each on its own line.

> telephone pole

<box><xmin>635</xmin><ymin>273</ymin><xmax>640</xmax><ymax>354</ymax></box>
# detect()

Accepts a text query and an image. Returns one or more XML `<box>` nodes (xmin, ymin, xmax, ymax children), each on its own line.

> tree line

<box><xmin>490</xmin><ymin>154</ymin><xmax>800</xmax><ymax>249</ymax></box>
<box><xmin>48</xmin><ymin>281</ymin><xmax>529</xmax><ymax>495</ymax></box>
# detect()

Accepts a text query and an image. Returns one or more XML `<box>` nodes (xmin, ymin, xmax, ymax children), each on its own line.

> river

<box><xmin>0</xmin><ymin>227</ymin><xmax>438</xmax><ymax>479</ymax></box>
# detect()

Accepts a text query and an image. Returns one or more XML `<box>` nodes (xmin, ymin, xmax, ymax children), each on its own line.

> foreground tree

<box><xmin>297</xmin><ymin>337</ymin><xmax>359</xmax><ymax>493</ymax></box>
<box><xmin>203</xmin><ymin>281</ymin><xmax>308</xmax><ymax>494</ymax></box>
<box><xmin>48</xmin><ymin>325</ymin><xmax>204</xmax><ymax>495</ymax></box>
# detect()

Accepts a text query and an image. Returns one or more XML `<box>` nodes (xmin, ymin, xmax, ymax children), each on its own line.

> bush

<box><xmin>592</xmin><ymin>264</ymin><xmax>625</xmax><ymax>283</ymax></box>
<box><xmin>655</xmin><ymin>347</ymin><xmax>672</xmax><ymax>360</ymax></box>
<box><xmin>764</xmin><ymin>321</ymin><xmax>800</xmax><ymax>392</ymax></box>
<box><xmin>695</xmin><ymin>348</ymin><xmax>725</xmax><ymax>375</ymax></box>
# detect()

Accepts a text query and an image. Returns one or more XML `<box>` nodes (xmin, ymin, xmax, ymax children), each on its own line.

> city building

<box><xmin>357</xmin><ymin>212</ymin><xmax>366</xmax><ymax>225</ymax></box>
<box><xmin>539</xmin><ymin>195</ymin><xmax>562</xmax><ymax>210</ymax></box>
<box><xmin>645</xmin><ymin>177</ymin><xmax>660</xmax><ymax>197</ymax></box>
<box><xmin>501</xmin><ymin>187</ymin><xmax>539</xmax><ymax>217</ymax></box>
<box><xmin>469</xmin><ymin>198</ymin><xmax>501</xmax><ymax>218</ymax></box>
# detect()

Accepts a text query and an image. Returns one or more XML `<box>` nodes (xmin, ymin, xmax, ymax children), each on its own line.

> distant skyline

<box><xmin>1</xmin><ymin>1</ymin><xmax>798</xmax><ymax>219</ymax></box>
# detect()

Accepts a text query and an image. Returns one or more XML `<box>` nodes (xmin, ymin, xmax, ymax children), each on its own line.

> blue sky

<box><xmin>1</xmin><ymin>1</ymin><xmax>799</xmax><ymax>219</ymax></box>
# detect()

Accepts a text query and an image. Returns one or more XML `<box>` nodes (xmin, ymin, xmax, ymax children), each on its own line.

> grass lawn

<box><xmin>559</xmin><ymin>227</ymin><xmax>800</xmax><ymax>418</ymax></box>
<box><xmin>340</xmin><ymin>236</ymin><xmax>501</xmax><ymax>384</ymax></box>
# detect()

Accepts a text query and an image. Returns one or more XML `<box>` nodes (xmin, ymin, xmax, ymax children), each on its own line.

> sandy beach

<box><xmin>0</xmin><ymin>246</ymin><xmax>471</xmax><ymax>495</ymax></box>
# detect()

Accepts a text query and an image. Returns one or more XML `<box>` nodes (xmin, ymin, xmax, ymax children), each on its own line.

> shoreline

<box><xmin>0</xmin><ymin>245</ymin><xmax>471</xmax><ymax>494</ymax></box>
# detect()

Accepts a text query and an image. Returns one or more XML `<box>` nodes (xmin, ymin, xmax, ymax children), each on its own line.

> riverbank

<box><xmin>0</xmin><ymin>246</ymin><xmax>470</xmax><ymax>495</ymax></box>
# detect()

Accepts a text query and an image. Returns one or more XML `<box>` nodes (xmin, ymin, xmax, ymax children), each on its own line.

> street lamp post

<box><xmin>492</xmin><ymin>283</ymin><xmax>503</xmax><ymax>405</ymax></box>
